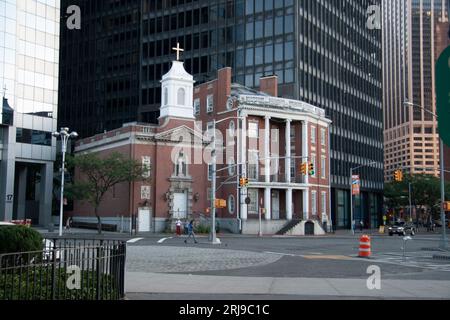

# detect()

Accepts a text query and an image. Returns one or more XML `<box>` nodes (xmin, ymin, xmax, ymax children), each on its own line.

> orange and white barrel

<box><xmin>359</xmin><ymin>235</ymin><xmax>371</xmax><ymax>258</ymax></box>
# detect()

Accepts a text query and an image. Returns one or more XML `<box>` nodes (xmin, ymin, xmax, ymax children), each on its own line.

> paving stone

<box><xmin>126</xmin><ymin>246</ymin><xmax>282</xmax><ymax>273</ymax></box>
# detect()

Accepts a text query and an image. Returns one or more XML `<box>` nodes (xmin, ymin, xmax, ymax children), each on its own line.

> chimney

<box><xmin>218</xmin><ymin>67</ymin><xmax>232</xmax><ymax>110</ymax></box>
<box><xmin>218</xmin><ymin>67</ymin><xmax>232</xmax><ymax>97</ymax></box>
<box><xmin>260</xmin><ymin>75</ymin><xmax>278</xmax><ymax>97</ymax></box>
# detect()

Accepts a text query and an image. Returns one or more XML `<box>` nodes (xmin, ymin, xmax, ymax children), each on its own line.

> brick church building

<box><xmin>70</xmin><ymin>57</ymin><xmax>332</xmax><ymax>235</ymax></box>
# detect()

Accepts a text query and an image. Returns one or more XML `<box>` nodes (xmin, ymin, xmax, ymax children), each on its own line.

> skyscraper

<box><xmin>58</xmin><ymin>0</ymin><xmax>141</xmax><ymax>138</ymax></box>
<box><xmin>383</xmin><ymin>0</ymin><xmax>448</xmax><ymax>181</ymax></box>
<box><xmin>0</xmin><ymin>0</ymin><xmax>60</xmax><ymax>226</ymax></box>
<box><xmin>59</xmin><ymin>0</ymin><xmax>384</xmax><ymax>229</ymax></box>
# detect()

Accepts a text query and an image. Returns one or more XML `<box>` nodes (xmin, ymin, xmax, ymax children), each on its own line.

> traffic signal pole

<box><xmin>404</xmin><ymin>102</ymin><xmax>447</xmax><ymax>249</ymax></box>
<box><xmin>439</xmin><ymin>138</ymin><xmax>448</xmax><ymax>249</ymax></box>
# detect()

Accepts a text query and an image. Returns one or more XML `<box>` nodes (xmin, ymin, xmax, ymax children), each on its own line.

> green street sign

<box><xmin>436</xmin><ymin>45</ymin><xmax>450</xmax><ymax>147</ymax></box>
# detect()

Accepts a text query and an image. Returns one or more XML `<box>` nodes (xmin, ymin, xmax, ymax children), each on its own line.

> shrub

<box><xmin>0</xmin><ymin>226</ymin><xmax>43</xmax><ymax>254</ymax></box>
<box><xmin>195</xmin><ymin>224</ymin><xmax>211</xmax><ymax>234</ymax></box>
<box><xmin>0</xmin><ymin>267</ymin><xmax>119</xmax><ymax>300</ymax></box>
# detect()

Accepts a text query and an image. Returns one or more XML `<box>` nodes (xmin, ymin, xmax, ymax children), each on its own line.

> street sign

<box><xmin>436</xmin><ymin>45</ymin><xmax>450</xmax><ymax>146</ymax></box>
<box><xmin>352</xmin><ymin>175</ymin><xmax>360</xmax><ymax>196</ymax></box>
<box><xmin>215</xmin><ymin>199</ymin><xmax>226</xmax><ymax>209</ymax></box>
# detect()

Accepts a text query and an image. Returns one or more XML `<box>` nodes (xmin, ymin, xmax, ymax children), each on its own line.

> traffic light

<box><xmin>394</xmin><ymin>170</ymin><xmax>403</xmax><ymax>182</ymax></box>
<box><xmin>309</xmin><ymin>162</ymin><xmax>315</xmax><ymax>176</ymax></box>
<box><xmin>300</xmin><ymin>163</ymin><xmax>308</xmax><ymax>175</ymax></box>
<box><xmin>239</xmin><ymin>177</ymin><xmax>249</xmax><ymax>187</ymax></box>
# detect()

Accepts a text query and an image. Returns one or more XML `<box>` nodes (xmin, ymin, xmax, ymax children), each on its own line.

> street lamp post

<box><xmin>210</xmin><ymin>116</ymin><xmax>244</xmax><ymax>244</ymax></box>
<box><xmin>52</xmin><ymin>128</ymin><xmax>78</xmax><ymax>237</ymax></box>
<box><xmin>350</xmin><ymin>162</ymin><xmax>377</xmax><ymax>235</ymax></box>
<box><xmin>404</xmin><ymin>101</ymin><xmax>448</xmax><ymax>249</ymax></box>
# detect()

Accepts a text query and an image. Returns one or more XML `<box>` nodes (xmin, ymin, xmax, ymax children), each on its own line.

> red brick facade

<box><xmin>70</xmin><ymin>64</ymin><xmax>331</xmax><ymax>234</ymax></box>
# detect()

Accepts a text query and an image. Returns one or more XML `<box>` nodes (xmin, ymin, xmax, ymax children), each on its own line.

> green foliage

<box><xmin>65</xmin><ymin>152</ymin><xmax>148</xmax><ymax>233</ymax></box>
<box><xmin>385</xmin><ymin>174</ymin><xmax>449</xmax><ymax>215</ymax></box>
<box><xmin>0</xmin><ymin>226</ymin><xmax>43</xmax><ymax>254</ymax></box>
<box><xmin>195</xmin><ymin>224</ymin><xmax>211</xmax><ymax>234</ymax></box>
<box><xmin>0</xmin><ymin>267</ymin><xmax>119</xmax><ymax>300</ymax></box>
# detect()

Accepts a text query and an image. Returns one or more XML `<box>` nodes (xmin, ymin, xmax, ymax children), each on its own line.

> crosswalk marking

<box><xmin>158</xmin><ymin>237</ymin><xmax>173</xmax><ymax>244</ymax></box>
<box><xmin>127</xmin><ymin>238</ymin><xmax>144</xmax><ymax>244</ymax></box>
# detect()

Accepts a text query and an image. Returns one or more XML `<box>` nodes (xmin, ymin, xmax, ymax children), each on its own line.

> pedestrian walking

<box><xmin>359</xmin><ymin>220</ymin><xmax>364</xmax><ymax>232</ymax></box>
<box><xmin>176</xmin><ymin>219</ymin><xmax>182</xmax><ymax>236</ymax></box>
<box><xmin>184</xmin><ymin>220</ymin><xmax>198</xmax><ymax>244</ymax></box>
<box><xmin>64</xmin><ymin>216</ymin><xmax>72</xmax><ymax>231</ymax></box>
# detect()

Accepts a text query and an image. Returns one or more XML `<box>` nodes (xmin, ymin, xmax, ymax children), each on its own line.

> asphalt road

<box><xmin>124</xmin><ymin>232</ymin><xmax>450</xmax><ymax>300</ymax></box>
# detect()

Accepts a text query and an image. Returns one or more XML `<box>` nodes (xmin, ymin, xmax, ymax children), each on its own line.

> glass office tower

<box><xmin>59</xmin><ymin>0</ymin><xmax>384</xmax><ymax>228</ymax></box>
<box><xmin>0</xmin><ymin>0</ymin><xmax>60</xmax><ymax>226</ymax></box>
<box><xmin>383</xmin><ymin>0</ymin><xmax>447</xmax><ymax>182</ymax></box>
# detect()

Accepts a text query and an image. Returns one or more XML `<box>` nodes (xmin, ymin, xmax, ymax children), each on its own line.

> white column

<box><xmin>264</xmin><ymin>188</ymin><xmax>271</xmax><ymax>220</ymax></box>
<box><xmin>285</xmin><ymin>119</ymin><xmax>291</xmax><ymax>183</ymax></box>
<box><xmin>302</xmin><ymin>120</ymin><xmax>309</xmax><ymax>220</ymax></box>
<box><xmin>285</xmin><ymin>119</ymin><xmax>293</xmax><ymax>221</ymax></box>
<box><xmin>264</xmin><ymin>116</ymin><xmax>271</xmax><ymax>183</ymax></box>
<box><xmin>264</xmin><ymin>116</ymin><xmax>271</xmax><ymax>221</ymax></box>
<box><xmin>240</xmin><ymin>116</ymin><xmax>248</xmax><ymax>221</ymax></box>
<box><xmin>286</xmin><ymin>189</ymin><xmax>293</xmax><ymax>221</ymax></box>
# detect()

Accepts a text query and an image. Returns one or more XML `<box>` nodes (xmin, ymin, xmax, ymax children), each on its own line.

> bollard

<box><xmin>359</xmin><ymin>234</ymin><xmax>372</xmax><ymax>258</ymax></box>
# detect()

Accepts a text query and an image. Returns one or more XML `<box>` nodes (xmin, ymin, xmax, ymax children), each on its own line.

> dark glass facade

<box><xmin>58</xmin><ymin>0</ymin><xmax>141</xmax><ymax>138</ymax></box>
<box><xmin>59</xmin><ymin>0</ymin><xmax>384</xmax><ymax>228</ymax></box>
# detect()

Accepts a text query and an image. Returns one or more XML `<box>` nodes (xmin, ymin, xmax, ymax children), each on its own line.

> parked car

<box><xmin>388</xmin><ymin>222</ymin><xmax>416</xmax><ymax>236</ymax></box>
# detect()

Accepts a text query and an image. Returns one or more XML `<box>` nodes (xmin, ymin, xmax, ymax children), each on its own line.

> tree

<box><xmin>384</xmin><ymin>174</ymin><xmax>448</xmax><ymax>222</ymax></box>
<box><xmin>66</xmin><ymin>152</ymin><xmax>148</xmax><ymax>234</ymax></box>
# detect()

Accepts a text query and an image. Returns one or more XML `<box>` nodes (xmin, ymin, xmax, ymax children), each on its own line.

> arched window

<box><xmin>228</xmin><ymin>195</ymin><xmax>235</xmax><ymax>215</ymax></box>
<box><xmin>228</xmin><ymin>157</ymin><xmax>235</xmax><ymax>176</ymax></box>
<box><xmin>164</xmin><ymin>88</ymin><xmax>168</xmax><ymax>105</ymax></box>
<box><xmin>177</xmin><ymin>88</ymin><xmax>185</xmax><ymax>105</ymax></box>
<box><xmin>228</xmin><ymin>121</ymin><xmax>235</xmax><ymax>137</ymax></box>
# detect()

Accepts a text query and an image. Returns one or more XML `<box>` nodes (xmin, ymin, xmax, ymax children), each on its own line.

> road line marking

<box><xmin>264</xmin><ymin>251</ymin><xmax>296</xmax><ymax>257</ymax></box>
<box><xmin>302</xmin><ymin>255</ymin><xmax>354</xmax><ymax>261</ymax></box>
<box><xmin>127</xmin><ymin>238</ymin><xmax>144</xmax><ymax>244</ymax></box>
<box><xmin>158</xmin><ymin>237</ymin><xmax>173</xmax><ymax>244</ymax></box>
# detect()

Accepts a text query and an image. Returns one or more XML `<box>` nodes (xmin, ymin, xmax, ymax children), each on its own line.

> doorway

<box><xmin>138</xmin><ymin>208</ymin><xmax>151</xmax><ymax>232</ymax></box>
<box><xmin>173</xmin><ymin>192</ymin><xmax>188</xmax><ymax>219</ymax></box>
<box><xmin>272</xmin><ymin>191</ymin><xmax>280</xmax><ymax>220</ymax></box>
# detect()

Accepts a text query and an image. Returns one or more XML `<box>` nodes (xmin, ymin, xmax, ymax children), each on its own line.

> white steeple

<box><xmin>159</xmin><ymin>44</ymin><xmax>195</xmax><ymax>120</ymax></box>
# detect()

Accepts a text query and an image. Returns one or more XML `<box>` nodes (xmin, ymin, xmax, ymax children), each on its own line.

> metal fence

<box><xmin>0</xmin><ymin>239</ymin><xmax>126</xmax><ymax>300</ymax></box>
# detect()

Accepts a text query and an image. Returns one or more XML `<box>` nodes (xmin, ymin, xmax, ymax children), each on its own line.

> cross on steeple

<box><xmin>172</xmin><ymin>42</ymin><xmax>184</xmax><ymax>61</ymax></box>
<box><xmin>2</xmin><ymin>85</ymin><xmax>7</xmax><ymax>98</ymax></box>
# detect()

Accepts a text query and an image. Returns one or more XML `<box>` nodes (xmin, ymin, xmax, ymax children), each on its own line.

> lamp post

<box><xmin>52</xmin><ymin>128</ymin><xmax>78</xmax><ymax>237</ymax></box>
<box><xmin>404</xmin><ymin>101</ymin><xmax>448</xmax><ymax>249</ymax></box>
<box><xmin>210</xmin><ymin>116</ymin><xmax>244</xmax><ymax>244</ymax></box>
<box><xmin>350</xmin><ymin>161</ymin><xmax>377</xmax><ymax>235</ymax></box>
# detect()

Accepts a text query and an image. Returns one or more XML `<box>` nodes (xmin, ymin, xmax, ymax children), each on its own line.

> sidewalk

<box><xmin>34</xmin><ymin>227</ymin><xmax>134</xmax><ymax>240</ymax></box>
<box><xmin>126</xmin><ymin>272</ymin><xmax>450</xmax><ymax>299</ymax></box>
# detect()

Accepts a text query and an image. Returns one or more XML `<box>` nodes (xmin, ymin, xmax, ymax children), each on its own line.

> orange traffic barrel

<box><xmin>359</xmin><ymin>235</ymin><xmax>371</xmax><ymax>258</ymax></box>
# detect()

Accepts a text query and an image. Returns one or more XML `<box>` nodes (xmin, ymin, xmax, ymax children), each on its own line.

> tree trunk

<box><xmin>95</xmin><ymin>207</ymin><xmax>102</xmax><ymax>235</ymax></box>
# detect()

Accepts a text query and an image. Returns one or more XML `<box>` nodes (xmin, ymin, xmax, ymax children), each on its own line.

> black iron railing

<box><xmin>0</xmin><ymin>239</ymin><xmax>126</xmax><ymax>300</ymax></box>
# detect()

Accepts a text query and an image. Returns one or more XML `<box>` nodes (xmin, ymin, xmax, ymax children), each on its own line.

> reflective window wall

<box><xmin>0</xmin><ymin>0</ymin><xmax>60</xmax><ymax>119</ymax></box>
